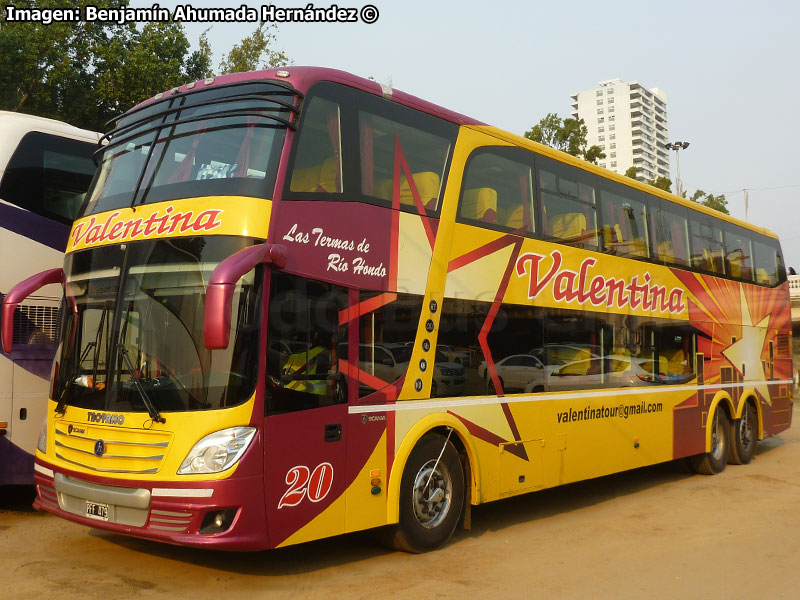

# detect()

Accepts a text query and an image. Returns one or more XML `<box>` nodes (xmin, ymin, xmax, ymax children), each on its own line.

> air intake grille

<box><xmin>12</xmin><ymin>303</ymin><xmax>60</xmax><ymax>346</ymax></box>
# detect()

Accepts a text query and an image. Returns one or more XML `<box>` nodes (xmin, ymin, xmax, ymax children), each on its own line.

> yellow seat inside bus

<box><xmin>601</xmin><ymin>224</ymin><xmax>648</xmax><ymax>258</ymax></box>
<box><xmin>550</xmin><ymin>212</ymin><xmax>586</xmax><ymax>241</ymax></box>
<box><xmin>554</xmin><ymin>347</ymin><xmax>593</xmax><ymax>375</ymax></box>
<box><xmin>502</xmin><ymin>204</ymin><xmax>537</xmax><ymax>231</ymax></box>
<box><xmin>290</xmin><ymin>157</ymin><xmax>340</xmax><ymax>193</ymax></box>
<box><xmin>727</xmin><ymin>251</ymin><xmax>751</xmax><ymax>279</ymax></box>
<box><xmin>461</xmin><ymin>187</ymin><xmax>498</xmax><ymax>222</ymax></box>
<box><xmin>756</xmin><ymin>267</ymin><xmax>771</xmax><ymax>285</ymax></box>
<box><xmin>609</xmin><ymin>348</ymin><xmax>632</xmax><ymax>373</ymax></box>
<box><xmin>663</xmin><ymin>348</ymin><xmax>688</xmax><ymax>375</ymax></box>
<box><xmin>657</xmin><ymin>240</ymin><xmax>674</xmax><ymax>262</ymax></box>
<box><xmin>374</xmin><ymin>171</ymin><xmax>441</xmax><ymax>209</ymax></box>
<box><xmin>637</xmin><ymin>350</ymin><xmax>668</xmax><ymax>375</ymax></box>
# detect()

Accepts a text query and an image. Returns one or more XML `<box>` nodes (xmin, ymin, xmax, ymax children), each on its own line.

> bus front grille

<box><xmin>53</xmin><ymin>424</ymin><xmax>172</xmax><ymax>475</ymax></box>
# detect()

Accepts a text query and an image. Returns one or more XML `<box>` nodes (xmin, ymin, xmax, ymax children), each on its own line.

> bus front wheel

<box><xmin>688</xmin><ymin>407</ymin><xmax>729</xmax><ymax>475</ymax></box>
<box><xmin>728</xmin><ymin>401</ymin><xmax>757</xmax><ymax>465</ymax></box>
<box><xmin>389</xmin><ymin>433</ymin><xmax>465</xmax><ymax>553</ymax></box>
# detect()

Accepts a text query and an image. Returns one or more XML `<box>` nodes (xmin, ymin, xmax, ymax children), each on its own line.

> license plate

<box><xmin>85</xmin><ymin>501</ymin><xmax>109</xmax><ymax>521</ymax></box>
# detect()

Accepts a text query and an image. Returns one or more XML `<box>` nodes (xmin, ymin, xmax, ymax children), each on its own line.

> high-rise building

<box><xmin>570</xmin><ymin>78</ymin><xmax>669</xmax><ymax>182</ymax></box>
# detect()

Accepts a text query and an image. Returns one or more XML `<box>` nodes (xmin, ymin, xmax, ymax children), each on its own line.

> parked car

<box><xmin>341</xmin><ymin>343</ymin><xmax>466</xmax><ymax>397</ymax></box>
<box><xmin>437</xmin><ymin>344</ymin><xmax>471</xmax><ymax>366</ymax></box>
<box><xmin>479</xmin><ymin>354</ymin><xmax>546</xmax><ymax>394</ymax></box>
<box><xmin>431</xmin><ymin>350</ymin><xmax>467</xmax><ymax>397</ymax></box>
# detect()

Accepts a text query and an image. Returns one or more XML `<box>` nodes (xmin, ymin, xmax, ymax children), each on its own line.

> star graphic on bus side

<box><xmin>721</xmin><ymin>286</ymin><xmax>771</xmax><ymax>405</ymax></box>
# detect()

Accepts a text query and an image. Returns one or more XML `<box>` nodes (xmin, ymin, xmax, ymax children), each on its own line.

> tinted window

<box><xmin>356</xmin><ymin>292</ymin><xmax>422</xmax><ymax>398</ymax></box>
<box><xmin>284</xmin><ymin>83</ymin><xmax>458</xmax><ymax>213</ymax></box>
<box><xmin>0</xmin><ymin>131</ymin><xmax>96</xmax><ymax>224</ymax></box>
<box><xmin>651</xmin><ymin>201</ymin><xmax>690</xmax><ymax>266</ymax></box>
<box><xmin>753</xmin><ymin>236</ymin><xmax>785</xmax><ymax>286</ymax></box>
<box><xmin>289</xmin><ymin>95</ymin><xmax>342</xmax><ymax>193</ymax></box>
<box><xmin>359</xmin><ymin>110</ymin><xmax>451</xmax><ymax>211</ymax></box>
<box><xmin>459</xmin><ymin>149</ymin><xmax>535</xmax><ymax>233</ymax></box>
<box><xmin>600</xmin><ymin>188</ymin><xmax>650</xmax><ymax>258</ymax></box>
<box><xmin>539</xmin><ymin>166</ymin><xmax>599</xmax><ymax>248</ymax></box>
<box><xmin>266</xmin><ymin>273</ymin><xmax>349</xmax><ymax>414</ymax></box>
<box><xmin>724</xmin><ymin>226</ymin><xmax>753</xmax><ymax>281</ymax></box>
<box><xmin>85</xmin><ymin>83</ymin><xmax>293</xmax><ymax>214</ymax></box>
<box><xmin>689</xmin><ymin>215</ymin><xmax>725</xmax><ymax>274</ymax></box>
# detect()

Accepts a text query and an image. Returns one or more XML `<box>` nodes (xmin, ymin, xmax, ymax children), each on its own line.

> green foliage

<box><xmin>0</xmin><ymin>5</ymin><xmax>290</xmax><ymax>130</ymax></box>
<box><xmin>219</xmin><ymin>23</ymin><xmax>288</xmax><ymax>74</ymax></box>
<box><xmin>625</xmin><ymin>166</ymin><xmax>638</xmax><ymax>179</ymax></box>
<box><xmin>647</xmin><ymin>176</ymin><xmax>672</xmax><ymax>192</ymax></box>
<box><xmin>183</xmin><ymin>28</ymin><xmax>214</xmax><ymax>81</ymax></box>
<box><xmin>690</xmin><ymin>189</ymin><xmax>729</xmax><ymax>214</ymax></box>
<box><xmin>524</xmin><ymin>112</ymin><xmax>606</xmax><ymax>164</ymax></box>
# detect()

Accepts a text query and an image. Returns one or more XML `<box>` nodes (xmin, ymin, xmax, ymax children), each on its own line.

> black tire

<box><xmin>488</xmin><ymin>377</ymin><xmax>503</xmax><ymax>395</ymax></box>
<box><xmin>728</xmin><ymin>401</ymin><xmax>757</xmax><ymax>465</ymax></box>
<box><xmin>688</xmin><ymin>406</ymin><xmax>730</xmax><ymax>475</ymax></box>
<box><xmin>388</xmin><ymin>434</ymin><xmax>465</xmax><ymax>553</ymax></box>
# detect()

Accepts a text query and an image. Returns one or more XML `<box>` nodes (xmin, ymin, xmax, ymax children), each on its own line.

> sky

<box><xmin>132</xmin><ymin>0</ymin><xmax>800</xmax><ymax>267</ymax></box>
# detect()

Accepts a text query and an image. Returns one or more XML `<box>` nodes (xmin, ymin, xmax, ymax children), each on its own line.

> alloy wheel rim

<box><xmin>412</xmin><ymin>459</ymin><xmax>453</xmax><ymax>529</ymax></box>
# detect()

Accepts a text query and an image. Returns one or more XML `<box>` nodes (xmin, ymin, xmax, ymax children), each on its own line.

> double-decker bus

<box><xmin>0</xmin><ymin>112</ymin><xmax>99</xmax><ymax>486</ymax></box>
<box><xmin>5</xmin><ymin>68</ymin><xmax>791</xmax><ymax>551</ymax></box>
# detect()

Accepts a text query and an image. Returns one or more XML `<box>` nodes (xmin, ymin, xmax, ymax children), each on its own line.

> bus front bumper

<box><xmin>33</xmin><ymin>458</ymin><xmax>269</xmax><ymax>550</ymax></box>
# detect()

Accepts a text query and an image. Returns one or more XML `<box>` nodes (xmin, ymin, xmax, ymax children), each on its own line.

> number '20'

<box><xmin>278</xmin><ymin>463</ymin><xmax>334</xmax><ymax>509</ymax></box>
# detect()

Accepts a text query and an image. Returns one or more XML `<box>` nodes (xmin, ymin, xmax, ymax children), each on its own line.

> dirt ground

<box><xmin>3</xmin><ymin>406</ymin><xmax>800</xmax><ymax>600</ymax></box>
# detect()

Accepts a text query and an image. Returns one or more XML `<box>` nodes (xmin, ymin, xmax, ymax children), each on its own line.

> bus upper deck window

<box><xmin>289</xmin><ymin>96</ymin><xmax>342</xmax><ymax>194</ymax></box>
<box><xmin>459</xmin><ymin>150</ymin><xmax>534</xmax><ymax>233</ymax></box>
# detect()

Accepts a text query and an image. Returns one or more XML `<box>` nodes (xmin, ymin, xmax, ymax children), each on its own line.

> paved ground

<box><xmin>3</xmin><ymin>405</ymin><xmax>800</xmax><ymax>599</ymax></box>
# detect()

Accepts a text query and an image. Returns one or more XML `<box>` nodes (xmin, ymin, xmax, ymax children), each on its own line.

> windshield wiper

<box><xmin>54</xmin><ymin>341</ymin><xmax>96</xmax><ymax>416</ymax></box>
<box><xmin>117</xmin><ymin>343</ymin><xmax>166</xmax><ymax>424</ymax></box>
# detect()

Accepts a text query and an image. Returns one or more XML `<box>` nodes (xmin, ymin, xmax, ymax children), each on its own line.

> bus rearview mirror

<box><xmin>204</xmin><ymin>243</ymin><xmax>287</xmax><ymax>350</ymax></box>
<box><xmin>2</xmin><ymin>268</ymin><xmax>64</xmax><ymax>354</ymax></box>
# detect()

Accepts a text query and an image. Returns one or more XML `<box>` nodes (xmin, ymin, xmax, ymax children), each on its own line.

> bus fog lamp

<box><xmin>178</xmin><ymin>427</ymin><xmax>257</xmax><ymax>474</ymax></box>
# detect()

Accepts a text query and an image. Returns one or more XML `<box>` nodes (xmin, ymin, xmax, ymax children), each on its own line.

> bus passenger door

<box><xmin>262</xmin><ymin>273</ymin><xmax>350</xmax><ymax>548</ymax></box>
<box><xmin>263</xmin><ymin>404</ymin><xmax>348</xmax><ymax>548</ymax></box>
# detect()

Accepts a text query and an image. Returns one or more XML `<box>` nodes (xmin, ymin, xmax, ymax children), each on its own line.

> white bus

<box><xmin>0</xmin><ymin>111</ymin><xmax>99</xmax><ymax>486</ymax></box>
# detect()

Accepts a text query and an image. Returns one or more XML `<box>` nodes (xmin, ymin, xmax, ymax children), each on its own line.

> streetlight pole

<box><xmin>664</xmin><ymin>141</ymin><xmax>690</xmax><ymax>197</ymax></box>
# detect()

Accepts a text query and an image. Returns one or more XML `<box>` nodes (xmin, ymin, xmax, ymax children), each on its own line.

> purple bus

<box><xmin>0</xmin><ymin>111</ymin><xmax>99</xmax><ymax>486</ymax></box>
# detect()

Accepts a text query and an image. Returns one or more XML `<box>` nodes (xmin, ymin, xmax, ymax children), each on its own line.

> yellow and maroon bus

<box><xmin>3</xmin><ymin>67</ymin><xmax>791</xmax><ymax>552</ymax></box>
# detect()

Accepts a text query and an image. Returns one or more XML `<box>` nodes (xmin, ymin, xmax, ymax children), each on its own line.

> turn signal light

<box><xmin>0</xmin><ymin>421</ymin><xmax>7</xmax><ymax>436</ymax></box>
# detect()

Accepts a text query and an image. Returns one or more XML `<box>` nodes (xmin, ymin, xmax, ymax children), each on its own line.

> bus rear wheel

<box><xmin>728</xmin><ymin>401</ymin><xmax>757</xmax><ymax>465</ymax></box>
<box><xmin>688</xmin><ymin>407</ymin><xmax>729</xmax><ymax>475</ymax></box>
<box><xmin>389</xmin><ymin>433</ymin><xmax>465</xmax><ymax>553</ymax></box>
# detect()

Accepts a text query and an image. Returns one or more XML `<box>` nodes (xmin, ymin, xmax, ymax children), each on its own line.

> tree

<box><xmin>624</xmin><ymin>166</ymin><xmax>638</xmax><ymax>180</ymax></box>
<box><xmin>690</xmin><ymin>189</ymin><xmax>729</xmax><ymax>214</ymax></box>
<box><xmin>219</xmin><ymin>23</ymin><xmax>288</xmax><ymax>74</ymax></box>
<box><xmin>647</xmin><ymin>176</ymin><xmax>672</xmax><ymax>192</ymax></box>
<box><xmin>524</xmin><ymin>113</ymin><xmax>606</xmax><ymax>164</ymax></box>
<box><xmin>184</xmin><ymin>28</ymin><xmax>214</xmax><ymax>81</ymax></box>
<box><xmin>0</xmin><ymin>5</ymin><xmax>291</xmax><ymax>130</ymax></box>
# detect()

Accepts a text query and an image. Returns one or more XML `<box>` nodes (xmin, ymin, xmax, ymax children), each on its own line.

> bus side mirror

<box><xmin>2</xmin><ymin>268</ymin><xmax>64</xmax><ymax>354</ymax></box>
<box><xmin>204</xmin><ymin>243</ymin><xmax>287</xmax><ymax>350</ymax></box>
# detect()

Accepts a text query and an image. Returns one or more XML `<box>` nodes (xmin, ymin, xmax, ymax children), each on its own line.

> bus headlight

<box><xmin>37</xmin><ymin>417</ymin><xmax>48</xmax><ymax>453</ymax></box>
<box><xmin>178</xmin><ymin>427</ymin><xmax>257</xmax><ymax>475</ymax></box>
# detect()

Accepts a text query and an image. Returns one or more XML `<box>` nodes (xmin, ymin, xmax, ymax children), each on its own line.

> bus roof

<box><xmin>127</xmin><ymin>66</ymin><xmax>485</xmax><ymax>128</ymax></box>
<box><xmin>0</xmin><ymin>111</ymin><xmax>100</xmax><ymax>143</ymax></box>
<box><xmin>133</xmin><ymin>67</ymin><xmax>774</xmax><ymax>239</ymax></box>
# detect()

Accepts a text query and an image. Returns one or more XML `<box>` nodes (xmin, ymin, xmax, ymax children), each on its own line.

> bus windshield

<box><xmin>54</xmin><ymin>236</ymin><xmax>262</xmax><ymax>414</ymax></box>
<box><xmin>84</xmin><ymin>82</ymin><xmax>296</xmax><ymax>214</ymax></box>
